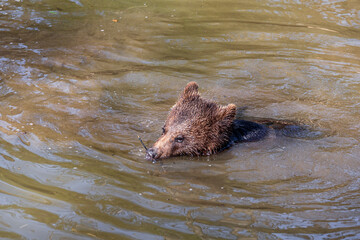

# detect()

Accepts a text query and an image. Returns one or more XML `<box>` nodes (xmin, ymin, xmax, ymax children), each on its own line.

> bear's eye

<box><xmin>175</xmin><ymin>135</ymin><xmax>184</xmax><ymax>143</ymax></box>
<box><xmin>162</xmin><ymin>127</ymin><xmax>165</xmax><ymax>134</ymax></box>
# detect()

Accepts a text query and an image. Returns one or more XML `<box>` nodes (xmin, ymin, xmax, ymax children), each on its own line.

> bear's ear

<box><xmin>181</xmin><ymin>82</ymin><xmax>199</xmax><ymax>99</ymax></box>
<box><xmin>219</xmin><ymin>103</ymin><xmax>236</xmax><ymax>121</ymax></box>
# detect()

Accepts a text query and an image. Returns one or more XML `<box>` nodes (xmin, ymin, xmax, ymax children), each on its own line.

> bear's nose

<box><xmin>146</xmin><ymin>147</ymin><xmax>157</xmax><ymax>161</ymax></box>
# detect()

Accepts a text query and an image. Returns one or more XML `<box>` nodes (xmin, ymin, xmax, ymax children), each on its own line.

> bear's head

<box><xmin>146</xmin><ymin>82</ymin><xmax>236</xmax><ymax>160</ymax></box>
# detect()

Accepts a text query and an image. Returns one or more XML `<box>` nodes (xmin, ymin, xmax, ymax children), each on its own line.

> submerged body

<box><xmin>145</xmin><ymin>82</ymin><xmax>303</xmax><ymax>161</ymax></box>
<box><xmin>215</xmin><ymin>119</ymin><xmax>270</xmax><ymax>154</ymax></box>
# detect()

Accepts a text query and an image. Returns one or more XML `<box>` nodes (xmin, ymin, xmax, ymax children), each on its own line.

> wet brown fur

<box><xmin>150</xmin><ymin>82</ymin><xmax>236</xmax><ymax>159</ymax></box>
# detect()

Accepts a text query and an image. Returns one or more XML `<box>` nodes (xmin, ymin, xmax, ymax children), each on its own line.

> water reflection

<box><xmin>0</xmin><ymin>0</ymin><xmax>359</xmax><ymax>239</ymax></box>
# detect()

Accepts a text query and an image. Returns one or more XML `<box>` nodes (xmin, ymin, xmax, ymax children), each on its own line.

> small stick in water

<box><xmin>137</xmin><ymin>136</ymin><xmax>148</xmax><ymax>151</ymax></box>
<box><xmin>138</xmin><ymin>136</ymin><xmax>158</xmax><ymax>163</ymax></box>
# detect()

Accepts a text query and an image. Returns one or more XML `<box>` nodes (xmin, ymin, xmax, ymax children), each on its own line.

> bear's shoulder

<box><xmin>231</xmin><ymin>119</ymin><xmax>269</xmax><ymax>143</ymax></box>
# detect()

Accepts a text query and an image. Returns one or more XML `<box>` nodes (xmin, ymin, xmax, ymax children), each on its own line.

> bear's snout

<box><xmin>146</xmin><ymin>147</ymin><xmax>158</xmax><ymax>161</ymax></box>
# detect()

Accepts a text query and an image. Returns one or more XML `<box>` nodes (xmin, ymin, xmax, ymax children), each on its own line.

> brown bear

<box><xmin>145</xmin><ymin>81</ymin><xmax>271</xmax><ymax>161</ymax></box>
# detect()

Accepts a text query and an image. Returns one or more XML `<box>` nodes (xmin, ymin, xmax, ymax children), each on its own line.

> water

<box><xmin>0</xmin><ymin>0</ymin><xmax>359</xmax><ymax>239</ymax></box>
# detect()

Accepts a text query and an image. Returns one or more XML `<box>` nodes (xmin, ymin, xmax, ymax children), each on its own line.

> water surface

<box><xmin>0</xmin><ymin>0</ymin><xmax>360</xmax><ymax>239</ymax></box>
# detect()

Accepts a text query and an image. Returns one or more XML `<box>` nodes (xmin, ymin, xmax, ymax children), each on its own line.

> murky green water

<box><xmin>0</xmin><ymin>0</ymin><xmax>359</xmax><ymax>239</ymax></box>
